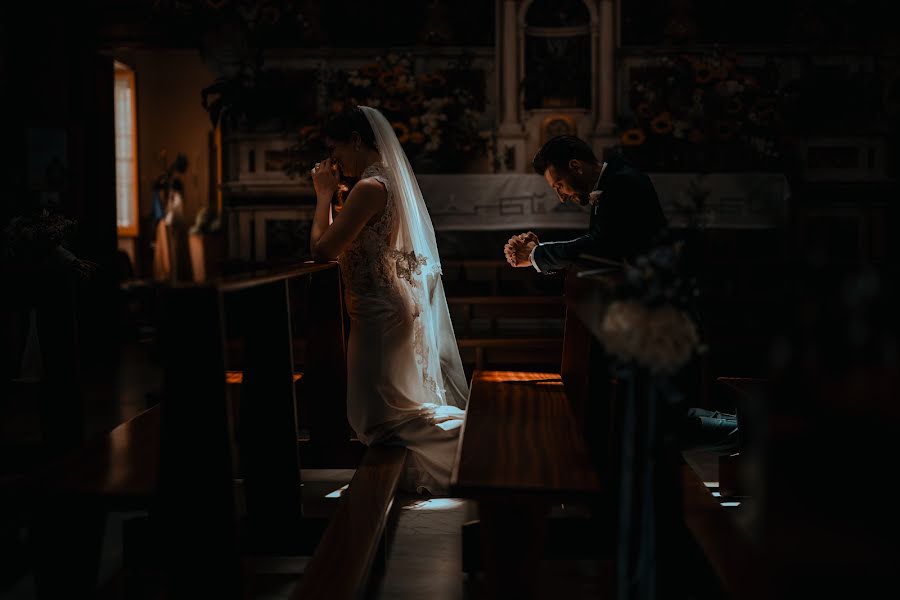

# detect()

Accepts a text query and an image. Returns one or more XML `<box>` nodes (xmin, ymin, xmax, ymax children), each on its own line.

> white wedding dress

<box><xmin>336</xmin><ymin>108</ymin><xmax>468</xmax><ymax>495</ymax></box>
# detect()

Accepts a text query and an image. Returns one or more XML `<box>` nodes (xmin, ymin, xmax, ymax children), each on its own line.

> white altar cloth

<box><xmin>416</xmin><ymin>172</ymin><xmax>789</xmax><ymax>231</ymax></box>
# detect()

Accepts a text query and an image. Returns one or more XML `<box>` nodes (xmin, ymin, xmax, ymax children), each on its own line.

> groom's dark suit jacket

<box><xmin>532</xmin><ymin>155</ymin><xmax>668</xmax><ymax>273</ymax></box>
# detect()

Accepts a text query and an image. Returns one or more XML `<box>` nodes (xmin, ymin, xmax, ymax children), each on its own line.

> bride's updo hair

<box><xmin>322</xmin><ymin>106</ymin><xmax>378</xmax><ymax>151</ymax></box>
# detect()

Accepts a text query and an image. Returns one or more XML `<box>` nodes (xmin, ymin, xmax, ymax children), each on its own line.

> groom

<box><xmin>504</xmin><ymin>135</ymin><xmax>738</xmax><ymax>455</ymax></box>
<box><xmin>504</xmin><ymin>135</ymin><xmax>667</xmax><ymax>271</ymax></box>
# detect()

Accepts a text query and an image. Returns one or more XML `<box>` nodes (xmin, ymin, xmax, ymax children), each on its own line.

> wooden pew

<box><xmin>26</xmin><ymin>406</ymin><xmax>161</xmax><ymax>598</ymax></box>
<box><xmin>442</xmin><ymin>258</ymin><xmax>565</xmax><ymax>297</ymax></box>
<box><xmin>442</xmin><ymin>260</ymin><xmax>566</xmax><ymax>372</ymax></box>
<box><xmin>715</xmin><ymin>377</ymin><xmax>768</xmax><ymax>498</ymax></box>
<box><xmin>448</xmin><ymin>294</ymin><xmax>565</xmax><ymax>332</ymax></box>
<box><xmin>571</xmin><ymin>270</ymin><xmax>770</xmax><ymax>599</ymax></box>
<box><xmin>450</xmin><ymin>270</ymin><xmax>614</xmax><ymax>597</ymax></box>
<box><xmin>454</xmin><ymin>266</ymin><xmax>769</xmax><ymax>599</ymax></box>
<box><xmin>456</xmin><ymin>336</ymin><xmax>562</xmax><ymax>371</ymax></box>
<box><xmin>290</xmin><ymin>445</ymin><xmax>408</xmax><ymax>600</ymax></box>
<box><xmin>33</xmin><ymin>405</ymin><xmax>160</xmax><ymax>505</ymax></box>
<box><xmin>681</xmin><ymin>462</ymin><xmax>763</xmax><ymax>600</ymax></box>
<box><xmin>24</xmin><ymin>262</ymin><xmax>349</xmax><ymax>598</ymax></box>
<box><xmin>452</xmin><ymin>370</ymin><xmax>603</xmax><ymax>598</ymax></box>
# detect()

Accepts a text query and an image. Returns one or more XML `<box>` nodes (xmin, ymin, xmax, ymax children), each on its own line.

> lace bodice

<box><xmin>337</xmin><ymin>162</ymin><xmax>398</xmax><ymax>303</ymax></box>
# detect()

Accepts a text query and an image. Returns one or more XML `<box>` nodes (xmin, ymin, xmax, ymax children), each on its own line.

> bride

<box><xmin>309</xmin><ymin>106</ymin><xmax>468</xmax><ymax>495</ymax></box>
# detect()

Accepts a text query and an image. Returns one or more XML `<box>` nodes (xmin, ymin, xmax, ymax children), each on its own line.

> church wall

<box><xmin>110</xmin><ymin>49</ymin><xmax>215</xmax><ymax>277</ymax></box>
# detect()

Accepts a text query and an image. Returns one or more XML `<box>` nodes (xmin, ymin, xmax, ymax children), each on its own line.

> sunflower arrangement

<box><xmin>287</xmin><ymin>52</ymin><xmax>486</xmax><ymax>176</ymax></box>
<box><xmin>615</xmin><ymin>51</ymin><xmax>783</xmax><ymax>171</ymax></box>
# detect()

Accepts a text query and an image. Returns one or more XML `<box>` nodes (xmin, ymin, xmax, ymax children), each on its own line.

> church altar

<box><xmin>224</xmin><ymin>172</ymin><xmax>789</xmax><ymax>262</ymax></box>
<box><xmin>416</xmin><ymin>172</ymin><xmax>789</xmax><ymax>231</ymax></box>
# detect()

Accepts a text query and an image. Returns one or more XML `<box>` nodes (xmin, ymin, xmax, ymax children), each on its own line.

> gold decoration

<box><xmin>540</xmin><ymin>114</ymin><xmax>577</xmax><ymax>144</ymax></box>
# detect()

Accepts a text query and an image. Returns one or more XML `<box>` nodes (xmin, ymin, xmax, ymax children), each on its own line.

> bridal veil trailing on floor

<box><xmin>336</xmin><ymin>106</ymin><xmax>468</xmax><ymax>495</ymax></box>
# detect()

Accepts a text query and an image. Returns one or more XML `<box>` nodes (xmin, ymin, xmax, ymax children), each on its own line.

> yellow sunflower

<box><xmin>715</xmin><ymin>120</ymin><xmax>740</xmax><ymax>141</ymax></box>
<box><xmin>379</xmin><ymin>72</ymin><xmax>399</xmax><ymax>89</ymax></box>
<box><xmin>651</xmin><ymin>112</ymin><xmax>674</xmax><ymax>135</ymax></box>
<box><xmin>693</xmin><ymin>62</ymin><xmax>713</xmax><ymax>84</ymax></box>
<box><xmin>752</xmin><ymin>97</ymin><xmax>777</xmax><ymax>118</ymax></box>
<box><xmin>721</xmin><ymin>56</ymin><xmax>737</xmax><ymax>76</ymax></box>
<box><xmin>383</xmin><ymin>99</ymin><xmax>403</xmax><ymax>112</ymax></box>
<box><xmin>688</xmin><ymin>129</ymin><xmax>707</xmax><ymax>144</ymax></box>
<box><xmin>299</xmin><ymin>125</ymin><xmax>319</xmax><ymax>139</ymax></box>
<box><xmin>621</xmin><ymin>128</ymin><xmax>647</xmax><ymax>146</ymax></box>
<box><xmin>418</xmin><ymin>72</ymin><xmax>447</xmax><ymax>87</ymax></box>
<box><xmin>392</xmin><ymin>122</ymin><xmax>410</xmax><ymax>144</ymax></box>
<box><xmin>360</xmin><ymin>64</ymin><xmax>381</xmax><ymax>78</ymax></box>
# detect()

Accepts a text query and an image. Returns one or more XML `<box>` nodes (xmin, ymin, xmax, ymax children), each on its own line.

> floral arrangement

<box><xmin>597</xmin><ymin>242</ymin><xmax>704</xmax><ymax>375</ymax></box>
<box><xmin>0</xmin><ymin>205</ymin><xmax>98</xmax><ymax>278</ymax></box>
<box><xmin>600</xmin><ymin>301</ymin><xmax>699</xmax><ymax>375</ymax></box>
<box><xmin>1</xmin><ymin>209</ymin><xmax>76</xmax><ymax>264</ymax></box>
<box><xmin>616</xmin><ymin>51</ymin><xmax>783</xmax><ymax>171</ymax></box>
<box><xmin>285</xmin><ymin>52</ymin><xmax>487</xmax><ymax>176</ymax></box>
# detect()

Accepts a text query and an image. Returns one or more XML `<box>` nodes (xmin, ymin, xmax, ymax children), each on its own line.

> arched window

<box><xmin>523</xmin><ymin>0</ymin><xmax>591</xmax><ymax>109</ymax></box>
<box><xmin>526</xmin><ymin>0</ymin><xmax>589</xmax><ymax>27</ymax></box>
<box><xmin>114</xmin><ymin>61</ymin><xmax>139</xmax><ymax>237</ymax></box>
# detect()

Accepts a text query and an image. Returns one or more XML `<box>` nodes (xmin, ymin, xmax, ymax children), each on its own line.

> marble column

<box><xmin>496</xmin><ymin>0</ymin><xmax>526</xmax><ymax>172</ymax></box>
<box><xmin>593</xmin><ymin>0</ymin><xmax>618</xmax><ymax>156</ymax></box>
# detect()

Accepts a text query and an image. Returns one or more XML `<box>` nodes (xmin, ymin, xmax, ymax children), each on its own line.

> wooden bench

<box><xmin>681</xmin><ymin>462</ymin><xmax>763</xmax><ymax>600</ymax></box>
<box><xmin>453</xmin><ymin>371</ymin><xmax>600</xmax><ymax>499</ymax></box>
<box><xmin>452</xmin><ymin>370</ymin><xmax>604</xmax><ymax>597</ymax></box>
<box><xmin>33</xmin><ymin>405</ymin><xmax>160</xmax><ymax>505</ymax></box>
<box><xmin>291</xmin><ymin>445</ymin><xmax>408</xmax><ymax>600</ymax></box>
<box><xmin>450</xmin><ymin>271</ymin><xmax>615</xmax><ymax>597</ymax></box>
<box><xmin>454</xmin><ymin>266</ymin><xmax>771</xmax><ymax>598</ymax></box>
<box><xmin>442</xmin><ymin>259</ymin><xmax>564</xmax><ymax>297</ymax></box>
<box><xmin>569</xmin><ymin>269</ymin><xmax>776</xmax><ymax>598</ymax></box>
<box><xmin>448</xmin><ymin>295</ymin><xmax>566</xmax><ymax>340</ymax></box>
<box><xmin>25</xmin><ymin>406</ymin><xmax>162</xmax><ymax>598</ymax></box>
<box><xmin>715</xmin><ymin>377</ymin><xmax>768</xmax><ymax>498</ymax></box>
<box><xmin>452</xmin><ymin>275</ymin><xmax>624</xmax><ymax>595</ymax></box>
<box><xmin>456</xmin><ymin>336</ymin><xmax>562</xmax><ymax>370</ymax></box>
<box><xmin>24</xmin><ymin>262</ymin><xmax>350</xmax><ymax>598</ymax></box>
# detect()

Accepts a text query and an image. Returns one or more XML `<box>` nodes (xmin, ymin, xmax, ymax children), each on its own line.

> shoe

<box><xmin>678</xmin><ymin>407</ymin><xmax>740</xmax><ymax>455</ymax></box>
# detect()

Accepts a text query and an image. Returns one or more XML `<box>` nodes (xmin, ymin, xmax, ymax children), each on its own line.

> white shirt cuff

<box><xmin>529</xmin><ymin>244</ymin><xmax>542</xmax><ymax>273</ymax></box>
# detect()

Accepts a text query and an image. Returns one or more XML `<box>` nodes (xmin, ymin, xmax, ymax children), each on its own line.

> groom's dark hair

<box><xmin>532</xmin><ymin>135</ymin><xmax>598</xmax><ymax>175</ymax></box>
<box><xmin>322</xmin><ymin>106</ymin><xmax>378</xmax><ymax>151</ymax></box>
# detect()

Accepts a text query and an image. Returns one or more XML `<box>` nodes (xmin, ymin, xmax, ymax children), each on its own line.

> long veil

<box><xmin>360</xmin><ymin>106</ymin><xmax>468</xmax><ymax>409</ymax></box>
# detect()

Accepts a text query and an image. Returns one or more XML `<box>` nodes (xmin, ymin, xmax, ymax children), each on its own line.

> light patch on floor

<box><xmin>324</xmin><ymin>484</ymin><xmax>349</xmax><ymax>499</ymax></box>
<box><xmin>401</xmin><ymin>498</ymin><xmax>466</xmax><ymax>511</ymax></box>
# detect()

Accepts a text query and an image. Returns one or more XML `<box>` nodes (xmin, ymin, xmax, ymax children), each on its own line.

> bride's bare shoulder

<box><xmin>347</xmin><ymin>177</ymin><xmax>387</xmax><ymax>210</ymax></box>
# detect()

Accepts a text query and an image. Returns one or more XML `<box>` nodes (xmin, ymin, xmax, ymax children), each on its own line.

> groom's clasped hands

<box><xmin>504</xmin><ymin>231</ymin><xmax>540</xmax><ymax>268</ymax></box>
